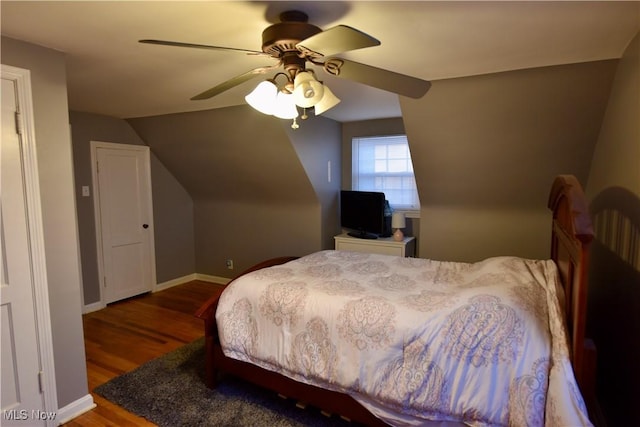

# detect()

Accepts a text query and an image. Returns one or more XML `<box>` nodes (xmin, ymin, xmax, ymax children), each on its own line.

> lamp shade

<box><xmin>314</xmin><ymin>85</ymin><xmax>340</xmax><ymax>115</ymax></box>
<box><xmin>272</xmin><ymin>91</ymin><xmax>298</xmax><ymax>119</ymax></box>
<box><xmin>245</xmin><ymin>80</ymin><xmax>277</xmax><ymax>115</ymax></box>
<box><xmin>293</xmin><ymin>71</ymin><xmax>324</xmax><ymax>108</ymax></box>
<box><xmin>391</xmin><ymin>212</ymin><xmax>406</xmax><ymax>229</ymax></box>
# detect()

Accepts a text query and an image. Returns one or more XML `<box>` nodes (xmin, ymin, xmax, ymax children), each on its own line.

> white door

<box><xmin>92</xmin><ymin>142</ymin><xmax>155</xmax><ymax>304</ymax></box>
<box><xmin>1</xmin><ymin>75</ymin><xmax>47</xmax><ymax>425</ymax></box>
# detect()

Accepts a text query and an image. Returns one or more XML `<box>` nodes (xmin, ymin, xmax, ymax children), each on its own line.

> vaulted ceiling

<box><xmin>2</xmin><ymin>1</ymin><xmax>638</xmax><ymax>122</ymax></box>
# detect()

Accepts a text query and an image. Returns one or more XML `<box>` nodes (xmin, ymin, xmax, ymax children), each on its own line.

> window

<box><xmin>352</xmin><ymin>135</ymin><xmax>420</xmax><ymax>210</ymax></box>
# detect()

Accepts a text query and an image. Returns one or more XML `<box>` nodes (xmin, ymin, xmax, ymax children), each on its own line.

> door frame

<box><xmin>2</xmin><ymin>64</ymin><xmax>58</xmax><ymax>424</ymax></box>
<box><xmin>90</xmin><ymin>141</ymin><xmax>156</xmax><ymax>305</ymax></box>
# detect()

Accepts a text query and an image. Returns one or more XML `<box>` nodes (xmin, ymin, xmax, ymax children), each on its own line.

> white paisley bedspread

<box><xmin>216</xmin><ymin>250</ymin><xmax>593</xmax><ymax>427</ymax></box>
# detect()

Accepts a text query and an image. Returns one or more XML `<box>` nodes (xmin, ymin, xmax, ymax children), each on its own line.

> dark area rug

<box><xmin>94</xmin><ymin>338</ymin><xmax>354</xmax><ymax>426</ymax></box>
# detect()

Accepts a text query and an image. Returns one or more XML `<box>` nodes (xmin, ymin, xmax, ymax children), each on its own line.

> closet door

<box><xmin>92</xmin><ymin>142</ymin><xmax>156</xmax><ymax>304</ymax></box>
<box><xmin>1</xmin><ymin>73</ymin><xmax>47</xmax><ymax>426</ymax></box>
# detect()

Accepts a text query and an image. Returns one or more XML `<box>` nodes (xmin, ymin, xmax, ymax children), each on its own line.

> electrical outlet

<box><xmin>225</xmin><ymin>259</ymin><xmax>234</xmax><ymax>270</ymax></box>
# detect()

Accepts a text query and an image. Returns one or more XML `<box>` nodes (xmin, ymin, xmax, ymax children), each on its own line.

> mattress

<box><xmin>216</xmin><ymin>250</ymin><xmax>592</xmax><ymax>426</ymax></box>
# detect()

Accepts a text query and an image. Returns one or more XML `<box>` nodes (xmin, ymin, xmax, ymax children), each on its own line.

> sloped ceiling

<box><xmin>402</xmin><ymin>60</ymin><xmax>619</xmax><ymax>209</ymax></box>
<box><xmin>127</xmin><ymin>105</ymin><xmax>317</xmax><ymax>204</ymax></box>
<box><xmin>1</xmin><ymin>1</ymin><xmax>638</xmax><ymax>122</ymax></box>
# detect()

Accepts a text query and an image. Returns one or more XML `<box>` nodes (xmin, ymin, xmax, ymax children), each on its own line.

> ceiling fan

<box><xmin>140</xmin><ymin>10</ymin><xmax>431</xmax><ymax>118</ymax></box>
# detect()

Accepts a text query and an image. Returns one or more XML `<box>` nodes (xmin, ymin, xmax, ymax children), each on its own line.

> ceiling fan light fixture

<box><xmin>314</xmin><ymin>85</ymin><xmax>340</xmax><ymax>115</ymax></box>
<box><xmin>245</xmin><ymin>80</ymin><xmax>278</xmax><ymax>115</ymax></box>
<box><xmin>272</xmin><ymin>91</ymin><xmax>299</xmax><ymax>119</ymax></box>
<box><xmin>145</xmin><ymin>9</ymin><xmax>432</xmax><ymax>125</ymax></box>
<box><xmin>293</xmin><ymin>71</ymin><xmax>324</xmax><ymax>108</ymax></box>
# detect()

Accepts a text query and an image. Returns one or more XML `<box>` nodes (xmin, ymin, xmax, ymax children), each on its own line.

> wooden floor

<box><xmin>63</xmin><ymin>281</ymin><xmax>223</xmax><ymax>426</ymax></box>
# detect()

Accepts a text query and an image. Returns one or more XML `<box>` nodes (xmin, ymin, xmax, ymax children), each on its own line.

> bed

<box><xmin>195</xmin><ymin>175</ymin><xmax>595</xmax><ymax>426</ymax></box>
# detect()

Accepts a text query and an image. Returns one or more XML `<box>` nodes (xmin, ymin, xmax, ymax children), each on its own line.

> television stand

<box><xmin>335</xmin><ymin>233</ymin><xmax>416</xmax><ymax>257</ymax></box>
<box><xmin>347</xmin><ymin>231</ymin><xmax>378</xmax><ymax>239</ymax></box>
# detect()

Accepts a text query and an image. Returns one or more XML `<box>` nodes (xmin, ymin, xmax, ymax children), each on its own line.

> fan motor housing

<box><xmin>261</xmin><ymin>11</ymin><xmax>321</xmax><ymax>57</ymax></box>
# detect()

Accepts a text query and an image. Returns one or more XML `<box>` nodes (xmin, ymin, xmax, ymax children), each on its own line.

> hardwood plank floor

<box><xmin>63</xmin><ymin>281</ymin><xmax>223</xmax><ymax>426</ymax></box>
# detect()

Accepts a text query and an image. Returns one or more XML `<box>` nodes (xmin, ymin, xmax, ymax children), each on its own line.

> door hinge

<box><xmin>38</xmin><ymin>371</ymin><xmax>44</xmax><ymax>393</ymax></box>
<box><xmin>14</xmin><ymin>111</ymin><xmax>23</xmax><ymax>136</ymax></box>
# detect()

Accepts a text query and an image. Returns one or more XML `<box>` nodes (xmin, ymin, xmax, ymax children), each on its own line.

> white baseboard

<box><xmin>155</xmin><ymin>273</ymin><xmax>230</xmax><ymax>292</ymax></box>
<box><xmin>195</xmin><ymin>273</ymin><xmax>231</xmax><ymax>285</ymax></box>
<box><xmin>82</xmin><ymin>301</ymin><xmax>104</xmax><ymax>314</ymax></box>
<box><xmin>56</xmin><ymin>394</ymin><xmax>96</xmax><ymax>426</ymax></box>
<box><xmin>154</xmin><ymin>273</ymin><xmax>199</xmax><ymax>292</ymax></box>
<box><xmin>84</xmin><ymin>274</ymin><xmax>231</xmax><ymax>313</ymax></box>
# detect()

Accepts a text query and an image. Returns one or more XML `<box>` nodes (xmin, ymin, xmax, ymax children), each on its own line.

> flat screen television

<box><xmin>340</xmin><ymin>190</ymin><xmax>387</xmax><ymax>239</ymax></box>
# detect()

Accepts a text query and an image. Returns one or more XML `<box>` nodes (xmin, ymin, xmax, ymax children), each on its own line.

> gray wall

<box><xmin>1</xmin><ymin>36</ymin><xmax>88</xmax><ymax>408</ymax></box>
<box><xmin>401</xmin><ymin>60</ymin><xmax>617</xmax><ymax>262</ymax></box>
<box><xmin>69</xmin><ymin>111</ymin><xmax>195</xmax><ymax>305</ymax></box>
<box><xmin>128</xmin><ymin>106</ymin><xmax>342</xmax><ymax>276</ymax></box>
<box><xmin>70</xmin><ymin>104</ymin><xmax>341</xmax><ymax>300</ymax></box>
<box><xmin>585</xmin><ymin>31</ymin><xmax>640</xmax><ymax>427</ymax></box>
<box><xmin>287</xmin><ymin>115</ymin><xmax>342</xmax><ymax>250</ymax></box>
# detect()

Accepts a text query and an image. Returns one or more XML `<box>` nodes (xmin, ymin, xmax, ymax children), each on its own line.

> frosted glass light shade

<box><xmin>245</xmin><ymin>81</ymin><xmax>277</xmax><ymax>115</ymax></box>
<box><xmin>314</xmin><ymin>85</ymin><xmax>340</xmax><ymax>115</ymax></box>
<box><xmin>293</xmin><ymin>71</ymin><xmax>325</xmax><ymax>108</ymax></box>
<box><xmin>272</xmin><ymin>91</ymin><xmax>298</xmax><ymax>119</ymax></box>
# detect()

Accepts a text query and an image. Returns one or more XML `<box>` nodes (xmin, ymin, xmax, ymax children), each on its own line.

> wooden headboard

<box><xmin>548</xmin><ymin>174</ymin><xmax>595</xmax><ymax>403</ymax></box>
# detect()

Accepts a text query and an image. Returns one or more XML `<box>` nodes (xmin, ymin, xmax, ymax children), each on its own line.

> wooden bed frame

<box><xmin>195</xmin><ymin>174</ymin><xmax>595</xmax><ymax>425</ymax></box>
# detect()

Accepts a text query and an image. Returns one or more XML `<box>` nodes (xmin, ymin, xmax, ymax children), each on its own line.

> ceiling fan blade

<box><xmin>139</xmin><ymin>39</ymin><xmax>267</xmax><ymax>56</ymax></box>
<box><xmin>191</xmin><ymin>67</ymin><xmax>272</xmax><ymax>100</ymax></box>
<box><xmin>296</xmin><ymin>25</ymin><xmax>380</xmax><ymax>57</ymax></box>
<box><xmin>324</xmin><ymin>58</ymin><xmax>431</xmax><ymax>99</ymax></box>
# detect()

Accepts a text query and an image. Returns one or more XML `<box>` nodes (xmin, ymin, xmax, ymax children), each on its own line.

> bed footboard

<box><xmin>194</xmin><ymin>256</ymin><xmax>388</xmax><ymax>425</ymax></box>
<box><xmin>194</xmin><ymin>286</ymin><xmax>225</xmax><ymax>387</ymax></box>
<box><xmin>194</xmin><ymin>256</ymin><xmax>298</xmax><ymax>387</ymax></box>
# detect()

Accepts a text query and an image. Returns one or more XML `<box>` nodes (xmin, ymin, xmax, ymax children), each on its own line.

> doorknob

<box><xmin>142</xmin><ymin>224</ymin><xmax>149</xmax><ymax>229</ymax></box>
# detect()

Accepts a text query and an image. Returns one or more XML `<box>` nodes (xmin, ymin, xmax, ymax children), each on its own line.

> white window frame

<box><xmin>352</xmin><ymin>134</ymin><xmax>420</xmax><ymax>213</ymax></box>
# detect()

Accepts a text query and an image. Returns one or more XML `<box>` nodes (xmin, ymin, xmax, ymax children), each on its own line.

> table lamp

<box><xmin>391</xmin><ymin>212</ymin><xmax>406</xmax><ymax>242</ymax></box>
